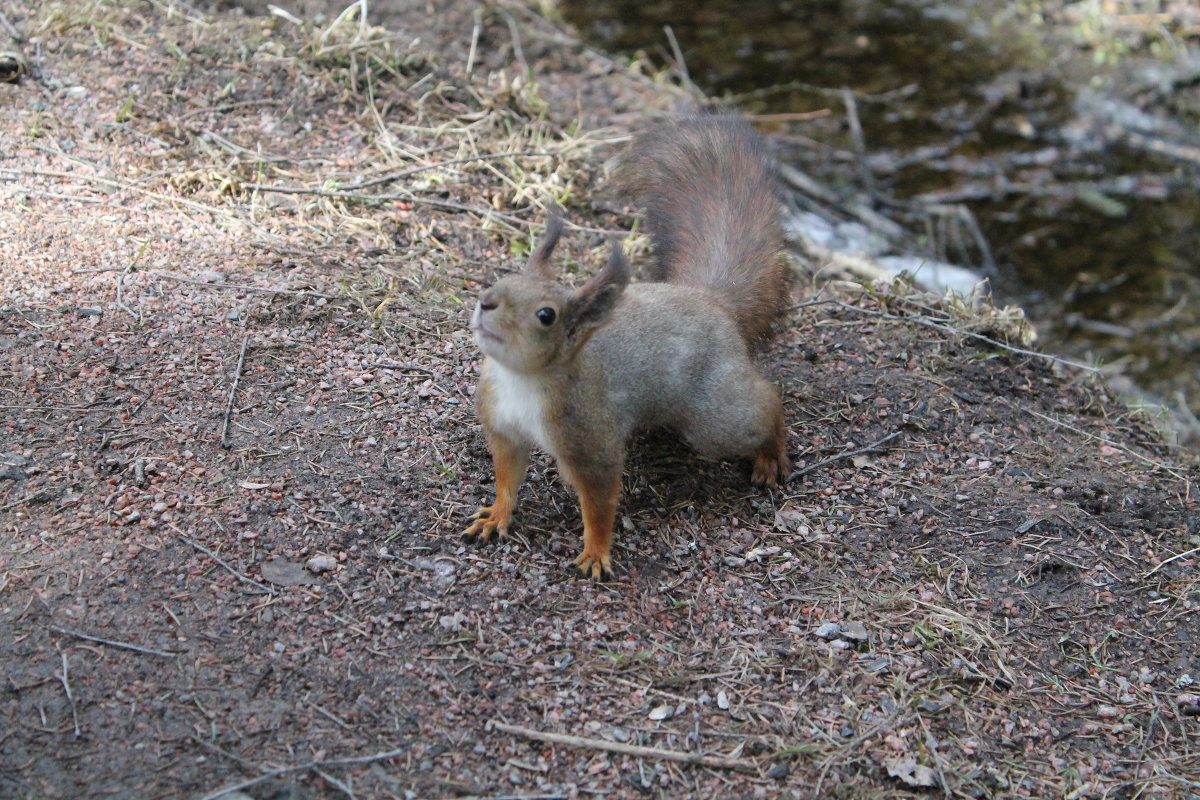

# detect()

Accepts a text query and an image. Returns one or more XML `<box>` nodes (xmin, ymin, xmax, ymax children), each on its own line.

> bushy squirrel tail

<box><xmin>618</xmin><ymin>113</ymin><xmax>787</xmax><ymax>345</ymax></box>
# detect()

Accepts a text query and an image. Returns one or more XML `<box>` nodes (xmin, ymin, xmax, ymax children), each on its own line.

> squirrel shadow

<box><xmin>460</xmin><ymin>424</ymin><xmax>785</xmax><ymax>583</ymax></box>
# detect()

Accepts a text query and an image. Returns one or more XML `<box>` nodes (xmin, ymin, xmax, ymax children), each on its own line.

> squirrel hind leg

<box><xmin>752</xmin><ymin>437</ymin><xmax>790</xmax><ymax>488</ymax></box>
<box><xmin>751</xmin><ymin>392</ymin><xmax>791</xmax><ymax>488</ymax></box>
<box><xmin>681</xmin><ymin>375</ymin><xmax>790</xmax><ymax>487</ymax></box>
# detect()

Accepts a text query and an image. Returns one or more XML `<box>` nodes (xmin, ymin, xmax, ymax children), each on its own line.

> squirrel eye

<box><xmin>535</xmin><ymin>307</ymin><xmax>556</xmax><ymax>326</ymax></box>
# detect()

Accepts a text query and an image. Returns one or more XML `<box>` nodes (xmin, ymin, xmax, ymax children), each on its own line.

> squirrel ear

<box><xmin>564</xmin><ymin>239</ymin><xmax>630</xmax><ymax>344</ymax></box>
<box><xmin>525</xmin><ymin>204</ymin><xmax>564</xmax><ymax>280</ymax></box>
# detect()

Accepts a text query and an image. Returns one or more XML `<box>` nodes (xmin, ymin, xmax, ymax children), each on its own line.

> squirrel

<box><xmin>463</xmin><ymin>113</ymin><xmax>790</xmax><ymax>579</ymax></box>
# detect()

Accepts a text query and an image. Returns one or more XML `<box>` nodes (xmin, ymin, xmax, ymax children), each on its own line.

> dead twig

<box><xmin>790</xmin><ymin>430</ymin><xmax>904</xmax><ymax>480</ymax></box>
<box><xmin>195</xmin><ymin>747</ymin><xmax>408</xmax><ymax>800</ymax></box>
<box><xmin>314</xmin><ymin>769</ymin><xmax>357</xmax><ymax>800</ymax></box>
<box><xmin>239</xmin><ymin>182</ymin><xmax>532</xmax><ymax>224</ymax></box>
<box><xmin>0</xmin><ymin>488</ymin><xmax>54</xmax><ymax>513</ymax></box>
<box><xmin>177</xmin><ymin>531</ymin><xmax>278</xmax><ymax>596</ymax></box>
<box><xmin>727</xmin><ymin>78</ymin><xmax>919</xmax><ymax>106</ymax></box>
<box><xmin>832</xmin><ymin>300</ymin><xmax>1097</xmax><ymax>373</ymax></box>
<box><xmin>368</xmin><ymin>362</ymin><xmax>435</xmax><ymax>374</ymax></box>
<box><xmin>12</xmin><ymin>167</ymin><xmax>250</xmax><ymax>221</ymax></box>
<box><xmin>465</xmin><ymin>7</ymin><xmax>481</xmax><ymax>73</ymax></box>
<box><xmin>58</xmin><ymin>653</ymin><xmax>81</xmax><ymax>738</ymax></box>
<box><xmin>346</xmin><ymin>151</ymin><xmax>554</xmax><ymax>190</ymax></box>
<box><xmin>999</xmin><ymin>397</ymin><xmax>1183</xmax><ymax>478</ymax></box>
<box><xmin>747</xmin><ymin>110</ymin><xmax>832</xmax><ymax>123</ymax></box>
<box><xmin>490</xmin><ymin>720</ymin><xmax>758</xmax><ymax>773</ymax></box>
<box><xmin>152</xmin><ymin>270</ymin><xmax>335</xmax><ymax>299</ymax></box>
<box><xmin>220</xmin><ymin>334</ymin><xmax>250</xmax><ymax>449</ymax></box>
<box><xmin>812</xmin><ymin>722</ymin><xmax>889</xmax><ymax>798</ymax></box>
<box><xmin>925</xmin><ymin>202</ymin><xmax>996</xmax><ymax>277</ymax></box>
<box><xmin>15</xmin><ymin>189</ymin><xmax>104</xmax><ymax>204</ymax></box>
<box><xmin>663</xmin><ymin>24</ymin><xmax>700</xmax><ymax>99</ymax></box>
<box><xmin>841</xmin><ymin>87</ymin><xmax>876</xmax><ymax>197</ymax></box>
<box><xmin>50</xmin><ymin>625</ymin><xmax>177</xmax><ymax>658</ymax></box>
<box><xmin>787</xmin><ymin>296</ymin><xmax>839</xmax><ymax>312</ymax></box>
<box><xmin>0</xmin><ymin>10</ymin><xmax>24</xmax><ymax>43</ymax></box>
<box><xmin>116</xmin><ymin>240</ymin><xmax>149</xmax><ymax>323</ymax></box>
<box><xmin>176</xmin><ymin>98</ymin><xmax>280</xmax><ymax>120</ymax></box>
<box><xmin>499</xmin><ymin>8</ymin><xmax>527</xmax><ymax>75</ymax></box>
<box><xmin>1143</xmin><ymin>545</ymin><xmax>1200</xmax><ymax>578</ymax></box>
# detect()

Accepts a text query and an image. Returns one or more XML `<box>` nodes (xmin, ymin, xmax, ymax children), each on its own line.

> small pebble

<box><xmin>814</xmin><ymin>622</ymin><xmax>841</xmax><ymax>639</ymax></box>
<box><xmin>648</xmin><ymin>703</ymin><xmax>673</xmax><ymax>720</ymax></box>
<box><xmin>840</xmin><ymin>621</ymin><xmax>869</xmax><ymax>642</ymax></box>
<box><xmin>306</xmin><ymin>555</ymin><xmax>337</xmax><ymax>573</ymax></box>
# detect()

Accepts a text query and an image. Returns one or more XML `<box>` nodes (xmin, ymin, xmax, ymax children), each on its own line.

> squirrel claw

<box><xmin>461</xmin><ymin>530</ymin><xmax>493</xmax><ymax>547</ymax></box>
<box><xmin>462</xmin><ymin>506</ymin><xmax>510</xmax><ymax>544</ymax></box>
<box><xmin>573</xmin><ymin>552</ymin><xmax>613</xmax><ymax>581</ymax></box>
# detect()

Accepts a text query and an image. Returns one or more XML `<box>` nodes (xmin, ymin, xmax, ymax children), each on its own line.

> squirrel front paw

<box><xmin>462</xmin><ymin>505</ymin><xmax>512</xmax><ymax>544</ymax></box>
<box><xmin>573</xmin><ymin>549</ymin><xmax>612</xmax><ymax>581</ymax></box>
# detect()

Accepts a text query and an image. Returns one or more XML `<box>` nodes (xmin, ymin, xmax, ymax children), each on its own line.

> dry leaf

<box><xmin>260</xmin><ymin>558</ymin><xmax>319</xmax><ymax>586</ymax></box>
<box><xmin>886</xmin><ymin>755</ymin><xmax>937</xmax><ymax>787</ymax></box>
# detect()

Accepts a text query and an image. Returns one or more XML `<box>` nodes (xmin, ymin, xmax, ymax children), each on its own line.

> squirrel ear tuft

<box><xmin>601</xmin><ymin>237</ymin><xmax>631</xmax><ymax>288</ymax></box>
<box><xmin>525</xmin><ymin>204</ymin><xmax>563</xmax><ymax>280</ymax></box>
<box><xmin>564</xmin><ymin>239</ymin><xmax>630</xmax><ymax>344</ymax></box>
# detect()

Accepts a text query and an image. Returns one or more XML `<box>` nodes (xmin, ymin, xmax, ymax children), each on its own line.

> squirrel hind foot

<box><xmin>752</xmin><ymin>449</ymin><xmax>790</xmax><ymax>489</ymax></box>
<box><xmin>573</xmin><ymin>550</ymin><xmax>613</xmax><ymax>581</ymax></box>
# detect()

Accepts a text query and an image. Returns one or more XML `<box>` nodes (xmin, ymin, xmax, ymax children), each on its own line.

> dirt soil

<box><xmin>2</xmin><ymin>2</ymin><xmax>1199</xmax><ymax>799</ymax></box>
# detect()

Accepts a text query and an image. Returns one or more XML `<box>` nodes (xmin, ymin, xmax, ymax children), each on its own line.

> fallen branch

<box><xmin>790</xmin><ymin>430</ymin><xmax>904</xmax><ymax>480</ymax></box>
<box><xmin>50</xmin><ymin>625</ymin><xmax>177</xmax><ymax>658</ymax></box>
<box><xmin>1124</xmin><ymin>131</ymin><xmax>1200</xmax><ymax>169</ymax></box>
<box><xmin>490</xmin><ymin>720</ymin><xmax>757</xmax><ymax>773</ymax></box>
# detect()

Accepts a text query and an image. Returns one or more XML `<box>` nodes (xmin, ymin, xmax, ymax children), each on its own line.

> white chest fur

<box><xmin>483</xmin><ymin>360</ymin><xmax>554</xmax><ymax>453</ymax></box>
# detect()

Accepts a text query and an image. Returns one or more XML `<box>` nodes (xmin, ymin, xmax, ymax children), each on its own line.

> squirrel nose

<box><xmin>479</xmin><ymin>293</ymin><xmax>499</xmax><ymax>312</ymax></box>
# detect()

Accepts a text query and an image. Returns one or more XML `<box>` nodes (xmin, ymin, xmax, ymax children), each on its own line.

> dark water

<box><xmin>562</xmin><ymin>0</ymin><xmax>1200</xmax><ymax>428</ymax></box>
